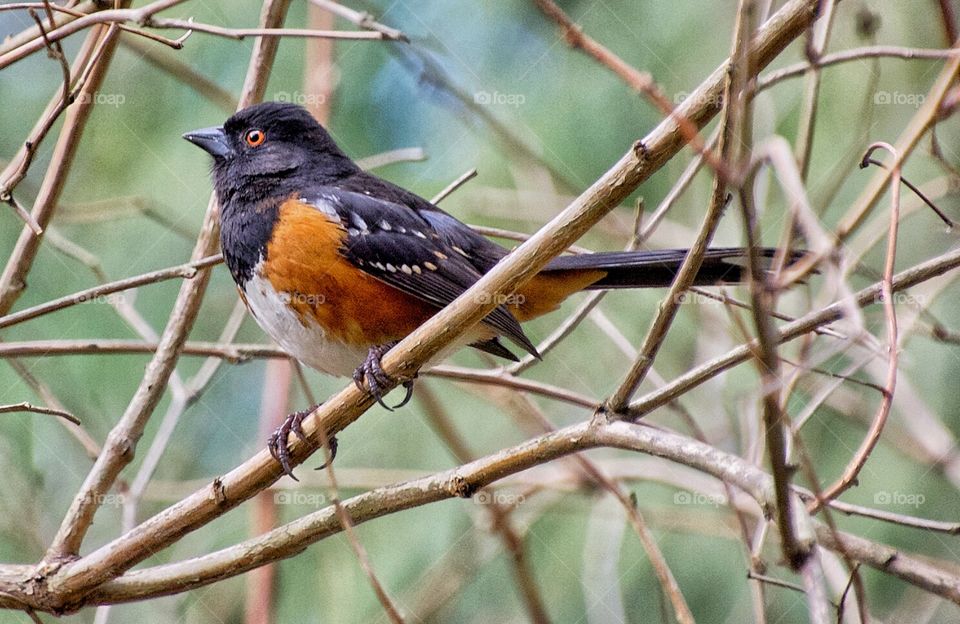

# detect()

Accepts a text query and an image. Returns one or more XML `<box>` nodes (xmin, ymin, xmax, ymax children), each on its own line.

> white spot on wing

<box><xmin>348</xmin><ymin>211</ymin><xmax>369</xmax><ymax>234</ymax></box>
<box><xmin>306</xmin><ymin>196</ymin><xmax>342</xmax><ymax>222</ymax></box>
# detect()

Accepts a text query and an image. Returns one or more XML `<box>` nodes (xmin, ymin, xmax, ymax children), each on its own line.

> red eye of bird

<box><xmin>245</xmin><ymin>129</ymin><xmax>265</xmax><ymax>147</ymax></box>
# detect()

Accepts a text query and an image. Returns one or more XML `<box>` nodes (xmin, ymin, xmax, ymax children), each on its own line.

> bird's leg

<box><xmin>267</xmin><ymin>403</ymin><xmax>338</xmax><ymax>480</ymax></box>
<box><xmin>353</xmin><ymin>342</ymin><xmax>416</xmax><ymax>410</ymax></box>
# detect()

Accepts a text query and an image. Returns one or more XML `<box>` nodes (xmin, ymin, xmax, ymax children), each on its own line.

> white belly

<box><xmin>242</xmin><ymin>270</ymin><xmax>368</xmax><ymax>377</ymax></box>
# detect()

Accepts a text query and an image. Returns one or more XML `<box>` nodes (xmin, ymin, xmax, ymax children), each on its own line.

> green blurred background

<box><xmin>1</xmin><ymin>1</ymin><xmax>960</xmax><ymax>622</ymax></box>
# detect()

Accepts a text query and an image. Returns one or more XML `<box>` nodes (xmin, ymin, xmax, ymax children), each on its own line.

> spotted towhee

<box><xmin>185</xmin><ymin>101</ymin><xmax>789</xmax><ymax>477</ymax></box>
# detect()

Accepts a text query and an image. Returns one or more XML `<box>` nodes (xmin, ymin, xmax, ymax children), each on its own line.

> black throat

<box><xmin>218</xmin><ymin>194</ymin><xmax>282</xmax><ymax>286</ymax></box>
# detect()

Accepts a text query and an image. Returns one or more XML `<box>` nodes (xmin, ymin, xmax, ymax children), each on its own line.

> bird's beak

<box><xmin>182</xmin><ymin>126</ymin><xmax>232</xmax><ymax>158</ymax></box>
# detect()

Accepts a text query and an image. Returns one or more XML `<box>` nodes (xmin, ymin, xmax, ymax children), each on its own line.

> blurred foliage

<box><xmin>1</xmin><ymin>1</ymin><xmax>960</xmax><ymax>622</ymax></box>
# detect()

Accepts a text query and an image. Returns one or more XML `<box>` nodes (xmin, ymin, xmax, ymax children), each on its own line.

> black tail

<box><xmin>542</xmin><ymin>247</ymin><xmax>792</xmax><ymax>289</ymax></box>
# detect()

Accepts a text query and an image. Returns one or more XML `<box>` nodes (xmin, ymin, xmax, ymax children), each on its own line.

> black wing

<box><xmin>333</xmin><ymin>170</ymin><xmax>511</xmax><ymax>271</ymax></box>
<box><xmin>303</xmin><ymin>189</ymin><xmax>538</xmax><ymax>358</ymax></box>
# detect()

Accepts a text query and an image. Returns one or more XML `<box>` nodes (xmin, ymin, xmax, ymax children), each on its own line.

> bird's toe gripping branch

<box><xmin>267</xmin><ymin>404</ymin><xmax>338</xmax><ymax>480</ymax></box>
<box><xmin>352</xmin><ymin>342</ymin><xmax>416</xmax><ymax>411</ymax></box>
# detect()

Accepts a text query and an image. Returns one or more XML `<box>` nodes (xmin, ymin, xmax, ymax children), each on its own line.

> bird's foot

<box><xmin>352</xmin><ymin>343</ymin><xmax>416</xmax><ymax>410</ymax></box>
<box><xmin>267</xmin><ymin>403</ymin><xmax>337</xmax><ymax>480</ymax></box>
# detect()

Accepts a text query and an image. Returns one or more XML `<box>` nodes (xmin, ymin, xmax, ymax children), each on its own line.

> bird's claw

<box><xmin>352</xmin><ymin>343</ymin><xmax>416</xmax><ymax>410</ymax></box>
<box><xmin>267</xmin><ymin>404</ymin><xmax>335</xmax><ymax>480</ymax></box>
<box><xmin>315</xmin><ymin>435</ymin><xmax>339</xmax><ymax>471</ymax></box>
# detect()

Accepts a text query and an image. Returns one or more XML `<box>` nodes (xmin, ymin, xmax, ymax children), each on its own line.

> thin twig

<box><xmin>0</xmin><ymin>255</ymin><xmax>221</xmax><ymax>330</ymax></box>
<box><xmin>603</xmin><ymin>26</ymin><xmax>740</xmax><ymax>412</ymax></box>
<box><xmin>4</xmin><ymin>359</ymin><xmax>100</xmax><ymax>459</ymax></box>
<box><xmin>757</xmin><ymin>45</ymin><xmax>960</xmax><ymax>92</ymax></box>
<box><xmin>0</xmin><ymin>2</ymin><xmax>186</xmax><ymax>49</ymax></box>
<box><xmin>0</xmin><ymin>0</ymin><xmax>397</xmax><ymax>69</ymax></box>
<box><xmin>430</xmin><ymin>169</ymin><xmax>478</xmax><ymax>204</ymax></box>
<box><xmin>734</xmin><ymin>0</ymin><xmax>813</xmax><ymax>574</ymax></box>
<box><xmin>0</xmin><ymin>6</ymin><xmax>72</xmax><ymax>235</ymax></box>
<box><xmin>0</xmin><ymin>1</ymin><xmax>97</xmax><ymax>57</ymax></box>
<box><xmin>354</xmin><ymin>147</ymin><xmax>427</xmax><ymax>170</ymax></box>
<box><xmin>323</xmin><ymin>441</ymin><xmax>406</xmax><ymax>623</ymax></box>
<box><xmin>819</xmin><ymin>498</ymin><xmax>960</xmax><ymax>534</ymax></box>
<box><xmin>0</xmin><ymin>402</ymin><xmax>79</xmax><ymax>425</ymax></box>
<box><xmin>859</xmin><ymin>156</ymin><xmax>954</xmax><ymax>227</ymax></box>
<box><xmin>307</xmin><ymin>0</ymin><xmax>408</xmax><ymax>42</ymax></box>
<box><xmin>144</xmin><ymin>17</ymin><xmax>392</xmax><ymax>41</ymax></box>
<box><xmin>815</xmin><ymin>143</ymin><xmax>903</xmax><ymax>508</ymax></box>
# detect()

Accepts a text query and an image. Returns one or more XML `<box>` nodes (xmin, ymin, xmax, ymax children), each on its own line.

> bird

<box><xmin>184</xmin><ymin>101</ymin><xmax>791</xmax><ymax>478</ymax></box>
